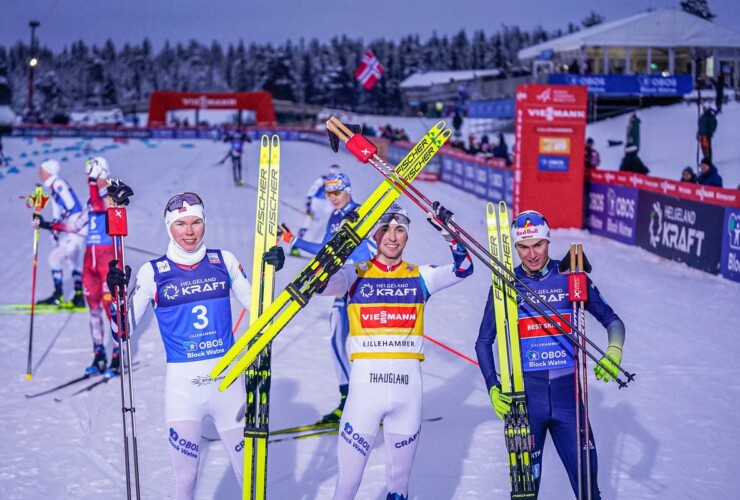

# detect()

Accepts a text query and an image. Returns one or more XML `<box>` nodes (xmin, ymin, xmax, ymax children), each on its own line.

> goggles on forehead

<box><xmin>512</xmin><ymin>211</ymin><xmax>548</xmax><ymax>229</ymax></box>
<box><xmin>164</xmin><ymin>192</ymin><xmax>204</xmax><ymax>216</ymax></box>
<box><xmin>376</xmin><ymin>212</ymin><xmax>410</xmax><ymax>228</ymax></box>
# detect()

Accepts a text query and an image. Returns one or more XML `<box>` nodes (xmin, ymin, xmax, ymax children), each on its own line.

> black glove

<box><xmin>106</xmin><ymin>179</ymin><xmax>134</xmax><ymax>206</ymax></box>
<box><xmin>341</xmin><ymin>209</ymin><xmax>360</xmax><ymax>225</ymax></box>
<box><xmin>107</xmin><ymin>259</ymin><xmax>132</xmax><ymax>298</ymax></box>
<box><xmin>32</xmin><ymin>213</ymin><xmax>53</xmax><ymax>231</ymax></box>
<box><xmin>263</xmin><ymin>246</ymin><xmax>285</xmax><ymax>271</ymax></box>
<box><xmin>328</xmin><ymin>123</ymin><xmax>362</xmax><ymax>153</ymax></box>
<box><xmin>427</xmin><ymin>201</ymin><xmax>456</xmax><ymax>240</ymax></box>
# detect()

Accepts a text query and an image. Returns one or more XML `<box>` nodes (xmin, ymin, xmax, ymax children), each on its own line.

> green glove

<box><xmin>594</xmin><ymin>346</ymin><xmax>622</xmax><ymax>383</ymax></box>
<box><xmin>489</xmin><ymin>385</ymin><xmax>512</xmax><ymax>420</ymax></box>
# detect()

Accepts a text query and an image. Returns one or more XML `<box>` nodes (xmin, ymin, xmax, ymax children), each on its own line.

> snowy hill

<box><xmin>1</xmin><ymin>133</ymin><xmax>739</xmax><ymax>499</ymax></box>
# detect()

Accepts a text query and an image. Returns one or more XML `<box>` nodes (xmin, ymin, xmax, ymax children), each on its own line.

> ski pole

<box><xmin>106</xmin><ymin>179</ymin><xmax>141</xmax><ymax>499</ymax></box>
<box><xmin>424</xmin><ymin>334</ymin><xmax>479</xmax><ymax>366</ymax></box>
<box><xmin>328</xmin><ymin>118</ymin><xmax>634</xmax><ymax>387</ymax></box>
<box><xmin>25</xmin><ymin>184</ymin><xmax>50</xmax><ymax>379</ymax></box>
<box><xmin>569</xmin><ymin>244</ymin><xmax>583</xmax><ymax>500</ymax></box>
<box><xmin>574</xmin><ymin>244</ymin><xmax>592</xmax><ymax>499</ymax></box>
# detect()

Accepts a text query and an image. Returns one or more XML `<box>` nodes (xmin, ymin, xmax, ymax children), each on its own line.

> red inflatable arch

<box><xmin>147</xmin><ymin>91</ymin><xmax>276</xmax><ymax>127</ymax></box>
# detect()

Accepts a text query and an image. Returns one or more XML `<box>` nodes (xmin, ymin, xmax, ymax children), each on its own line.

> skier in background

<box><xmin>106</xmin><ymin>191</ymin><xmax>285</xmax><ymax>500</ymax></box>
<box><xmin>285</xmin><ymin>172</ymin><xmax>377</xmax><ymax>423</ymax></box>
<box><xmin>697</xmin><ymin>104</ymin><xmax>718</xmax><ymax>161</ymax></box>
<box><xmin>290</xmin><ymin>163</ymin><xmax>342</xmax><ymax>257</ymax></box>
<box><xmin>475</xmin><ymin>210</ymin><xmax>626</xmax><ymax>499</ymax></box>
<box><xmin>219</xmin><ymin>128</ymin><xmax>251</xmax><ymax>186</ymax></box>
<box><xmin>318</xmin><ymin>202</ymin><xmax>472</xmax><ymax>499</ymax></box>
<box><xmin>32</xmin><ymin>159</ymin><xmax>86</xmax><ymax>307</ymax></box>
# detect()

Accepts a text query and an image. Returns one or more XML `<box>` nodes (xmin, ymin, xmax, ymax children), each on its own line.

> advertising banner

<box><xmin>548</xmin><ymin>74</ymin><xmax>693</xmax><ymax>96</ymax></box>
<box><xmin>586</xmin><ymin>183</ymin><xmax>638</xmax><ymax>245</ymax></box>
<box><xmin>514</xmin><ymin>84</ymin><xmax>588</xmax><ymax>228</ymax></box>
<box><xmin>439</xmin><ymin>154</ymin><xmax>512</xmax><ymax>204</ymax></box>
<box><xmin>720</xmin><ymin>208</ymin><xmax>740</xmax><ymax>283</ymax></box>
<box><xmin>636</xmin><ymin>191</ymin><xmax>723</xmax><ymax>274</ymax></box>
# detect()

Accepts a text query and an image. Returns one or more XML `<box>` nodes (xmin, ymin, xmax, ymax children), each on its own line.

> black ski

<box><xmin>25</xmin><ymin>373</ymin><xmax>100</xmax><ymax>398</ymax></box>
<box><xmin>53</xmin><ymin>362</ymin><xmax>141</xmax><ymax>402</ymax></box>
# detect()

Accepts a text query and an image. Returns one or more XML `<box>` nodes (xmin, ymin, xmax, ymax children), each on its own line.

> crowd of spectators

<box><xmin>448</xmin><ymin>132</ymin><xmax>511</xmax><ymax>166</ymax></box>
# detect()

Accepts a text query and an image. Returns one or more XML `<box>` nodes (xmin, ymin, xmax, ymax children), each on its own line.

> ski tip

<box><xmin>271</xmin><ymin>135</ymin><xmax>280</xmax><ymax>147</ymax></box>
<box><xmin>261</xmin><ymin>135</ymin><xmax>269</xmax><ymax>147</ymax></box>
<box><xmin>432</xmin><ymin>120</ymin><xmax>446</xmax><ymax>132</ymax></box>
<box><xmin>486</xmin><ymin>202</ymin><xmax>495</xmax><ymax>216</ymax></box>
<box><xmin>497</xmin><ymin>200</ymin><xmax>508</xmax><ymax>213</ymax></box>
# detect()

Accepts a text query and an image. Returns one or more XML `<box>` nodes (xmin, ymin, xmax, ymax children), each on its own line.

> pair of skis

<box><xmin>242</xmin><ymin>135</ymin><xmax>281</xmax><ymax>500</ymax></box>
<box><xmin>210</xmin><ymin>119</ymin><xmax>451</xmax><ymax>391</ymax></box>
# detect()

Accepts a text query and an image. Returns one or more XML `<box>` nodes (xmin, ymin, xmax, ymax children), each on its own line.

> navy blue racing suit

<box><xmin>475</xmin><ymin>259</ymin><xmax>625</xmax><ymax>499</ymax></box>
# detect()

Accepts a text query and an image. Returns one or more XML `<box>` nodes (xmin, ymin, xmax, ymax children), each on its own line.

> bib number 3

<box><xmin>192</xmin><ymin>305</ymin><xmax>209</xmax><ymax>330</ymax></box>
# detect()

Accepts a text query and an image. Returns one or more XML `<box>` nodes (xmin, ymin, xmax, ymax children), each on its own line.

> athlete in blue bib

<box><xmin>107</xmin><ymin>192</ymin><xmax>284</xmax><ymax>500</ymax></box>
<box><xmin>475</xmin><ymin>210</ymin><xmax>626</xmax><ymax>499</ymax></box>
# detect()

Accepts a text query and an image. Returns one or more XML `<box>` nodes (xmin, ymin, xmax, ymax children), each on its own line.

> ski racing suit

<box><xmin>475</xmin><ymin>259</ymin><xmax>625</xmax><ymax>499</ymax></box>
<box><xmin>127</xmin><ymin>248</ymin><xmax>251</xmax><ymax>499</ymax></box>
<box><xmin>320</xmin><ymin>241</ymin><xmax>473</xmax><ymax>499</ymax></box>
<box><xmin>41</xmin><ymin>173</ymin><xmax>85</xmax><ymax>298</ymax></box>
<box><xmin>292</xmin><ymin>200</ymin><xmax>377</xmax><ymax>388</ymax></box>
<box><xmin>83</xmin><ymin>181</ymin><xmax>116</xmax><ymax>345</ymax></box>
<box><xmin>296</xmin><ymin>174</ymin><xmax>335</xmax><ymax>243</ymax></box>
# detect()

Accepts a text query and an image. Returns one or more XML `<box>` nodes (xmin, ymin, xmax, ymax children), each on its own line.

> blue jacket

<box><xmin>475</xmin><ymin>259</ymin><xmax>623</xmax><ymax>391</ymax></box>
<box><xmin>697</xmin><ymin>164</ymin><xmax>723</xmax><ymax>188</ymax></box>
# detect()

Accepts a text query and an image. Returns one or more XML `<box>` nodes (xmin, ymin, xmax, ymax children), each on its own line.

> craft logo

<box><xmin>163</xmin><ymin>283</ymin><xmax>179</xmax><ymax>300</ymax></box>
<box><xmin>538</xmin><ymin>136</ymin><xmax>570</xmax><ymax>154</ymax></box>
<box><xmin>728</xmin><ymin>213</ymin><xmax>740</xmax><ymax>250</ymax></box>
<box><xmin>157</xmin><ymin>260</ymin><xmax>171</xmax><ymax>273</ymax></box>
<box><xmin>360</xmin><ymin>306</ymin><xmax>417</xmax><ymax>328</ymax></box>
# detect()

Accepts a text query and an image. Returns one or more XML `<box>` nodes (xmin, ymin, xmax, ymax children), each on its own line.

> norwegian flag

<box><xmin>354</xmin><ymin>50</ymin><xmax>384</xmax><ymax>90</ymax></box>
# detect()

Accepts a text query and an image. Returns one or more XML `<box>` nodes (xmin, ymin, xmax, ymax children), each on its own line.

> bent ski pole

<box><xmin>25</xmin><ymin>184</ymin><xmax>49</xmax><ymax>379</ymax></box>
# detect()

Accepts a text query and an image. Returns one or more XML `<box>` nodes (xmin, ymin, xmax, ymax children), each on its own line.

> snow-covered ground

<box><xmin>1</xmin><ymin>129</ymin><xmax>739</xmax><ymax>499</ymax></box>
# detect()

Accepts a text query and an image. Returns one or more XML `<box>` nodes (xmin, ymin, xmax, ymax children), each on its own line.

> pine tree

<box><xmin>680</xmin><ymin>0</ymin><xmax>715</xmax><ymax>21</ymax></box>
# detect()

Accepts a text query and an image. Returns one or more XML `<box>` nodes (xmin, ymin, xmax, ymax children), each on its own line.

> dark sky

<box><xmin>4</xmin><ymin>0</ymin><xmax>739</xmax><ymax>52</ymax></box>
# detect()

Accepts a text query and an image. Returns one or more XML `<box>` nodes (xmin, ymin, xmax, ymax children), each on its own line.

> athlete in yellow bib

<box><xmin>319</xmin><ymin>202</ymin><xmax>473</xmax><ymax>500</ymax></box>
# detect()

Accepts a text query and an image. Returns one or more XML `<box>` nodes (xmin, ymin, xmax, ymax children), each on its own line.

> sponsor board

<box><xmin>586</xmin><ymin>183</ymin><xmax>638</xmax><ymax>244</ymax></box>
<box><xmin>439</xmin><ymin>153</ymin><xmax>512</xmax><ymax>204</ymax></box>
<box><xmin>721</xmin><ymin>208</ymin><xmax>740</xmax><ymax>283</ymax></box>
<box><xmin>636</xmin><ymin>191</ymin><xmax>723</xmax><ymax>274</ymax></box>
<box><xmin>549</xmin><ymin>74</ymin><xmax>693</xmax><ymax>96</ymax></box>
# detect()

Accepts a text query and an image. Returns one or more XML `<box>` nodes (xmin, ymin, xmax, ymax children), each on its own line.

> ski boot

<box><xmin>85</xmin><ymin>344</ymin><xmax>107</xmax><ymax>376</ymax></box>
<box><xmin>103</xmin><ymin>347</ymin><xmax>120</xmax><ymax>379</ymax></box>
<box><xmin>318</xmin><ymin>384</ymin><xmax>349</xmax><ymax>424</ymax></box>
<box><xmin>71</xmin><ymin>280</ymin><xmax>86</xmax><ymax>308</ymax></box>
<box><xmin>37</xmin><ymin>284</ymin><xmax>63</xmax><ymax>306</ymax></box>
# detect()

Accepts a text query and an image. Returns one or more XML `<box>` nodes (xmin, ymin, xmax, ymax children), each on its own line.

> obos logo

<box><xmin>183</xmin><ymin>341</ymin><xmax>197</xmax><ymax>352</ymax></box>
<box><xmin>607</xmin><ymin>189</ymin><xmax>617</xmax><ymax>217</ymax></box>
<box><xmin>729</xmin><ymin>213</ymin><xmax>740</xmax><ymax>250</ymax></box>
<box><xmin>169</xmin><ymin>428</ymin><xmax>179</xmax><ymax>441</ymax></box>
<box><xmin>649</xmin><ymin>201</ymin><xmax>663</xmax><ymax>248</ymax></box>
<box><xmin>525</xmin><ymin>350</ymin><xmax>539</xmax><ymax>361</ymax></box>
<box><xmin>359</xmin><ymin>283</ymin><xmax>374</xmax><ymax>298</ymax></box>
<box><xmin>163</xmin><ymin>284</ymin><xmax>180</xmax><ymax>300</ymax></box>
<box><xmin>343</xmin><ymin>422</ymin><xmax>354</xmax><ymax>435</ymax></box>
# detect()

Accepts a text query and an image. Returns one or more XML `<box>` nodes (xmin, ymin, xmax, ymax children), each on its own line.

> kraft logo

<box><xmin>536</xmin><ymin>88</ymin><xmax>552</xmax><ymax>102</ymax></box>
<box><xmin>729</xmin><ymin>213</ymin><xmax>740</xmax><ymax>250</ymax></box>
<box><xmin>163</xmin><ymin>283</ymin><xmax>180</xmax><ymax>300</ymax></box>
<box><xmin>359</xmin><ymin>283</ymin><xmax>374</xmax><ymax>298</ymax></box>
<box><xmin>649</xmin><ymin>201</ymin><xmax>663</xmax><ymax>248</ymax></box>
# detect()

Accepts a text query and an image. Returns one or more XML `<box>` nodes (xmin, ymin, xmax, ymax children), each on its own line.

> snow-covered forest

<box><xmin>0</xmin><ymin>17</ymin><xmax>602</xmax><ymax>120</ymax></box>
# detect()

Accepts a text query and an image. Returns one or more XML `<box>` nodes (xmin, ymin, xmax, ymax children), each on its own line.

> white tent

<box><xmin>519</xmin><ymin>8</ymin><xmax>740</xmax><ymax>60</ymax></box>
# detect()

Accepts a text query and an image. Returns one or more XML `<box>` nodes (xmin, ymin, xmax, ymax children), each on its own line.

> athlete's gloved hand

<box><xmin>110</xmin><ymin>300</ymin><xmax>128</xmax><ymax>341</ymax></box>
<box><xmin>106</xmin><ymin>260</ymin><xmax>131</xmax><ymax>299</ymax></box>
<box><xmin>106</xmin><ymin>179</ymin><xmax>134</xmax><ymax>206</ymax></box>
<box><xmin>32</xmin><ymin>213</ymin><xmax>53</xmax><ymax>231</ymax></box>
<box><xmin>341</xmin><ymin>209</ymin><xmax>360</xmax><ymax>227</ymax></box>
<box><xmin>263</xmin><ymin>246</ymin><xmax>285</xmax><ymax>271</ymax></box>
<box><xmin>594</xmin><ymin>346</ymin><xmax>622</xmax><ymax>383</ymax></box>
<box><xmin>489</xmin><ymin>385</ymin><xmax>513</xmax><ymax>420</ymax></box>
<box><xmin>277</xmin><ymin>223</ymin><xmax>295</xmax><ymax>244</ymax></box>
<box><xmin>85</xmin><ymin>157</ymin><xmax>110</xmax><ymax>181</ymax></box>
<box><xmin>427</xmin><ymin>201</ymin><xmax>456</xmax><ymax>241</ymax></box>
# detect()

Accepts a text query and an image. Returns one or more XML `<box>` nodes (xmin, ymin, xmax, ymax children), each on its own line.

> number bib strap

<box><xmin>151</xmin><ymin>250</ymin><xmax>234</xmax><ymax>363</ymax></box>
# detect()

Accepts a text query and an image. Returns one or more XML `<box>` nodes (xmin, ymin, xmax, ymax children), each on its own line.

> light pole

<box><xmin>27</xmin><ymin>20</ymin><xmax>40</xmax><ymax>120</ymax></box>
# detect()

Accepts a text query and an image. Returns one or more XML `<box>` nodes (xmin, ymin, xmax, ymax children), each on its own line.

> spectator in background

<box><xmin>585</xmin><ymin>138</ymin><xmax>601</xmax><ymax>169</ymax></box>
<box><xmin>697</xmin><ymin>157</ymin><xmax>723</xmax><ymax>188</ymax></box>
<box><xmin>492</xmin><ymin>133</ymin><xmax>511</xmax><ymax>166</ymax></box>
<box><xmin>715</xmin><ymin>73</ymin><xmax>725</xmax><ymax>114</ymax></box>
<box><xmin>449</xmin><ymin>131</ymin><xmax>466</xmax><ymax>152</ymax></box>
<box><xmin>619</xmin><ymin>147</ymin><xmax>649</xmax><ymax>175</ymax></box>
<box><xmin>697</xmin><ymin>105</ymin><xmax>718</xmax><ymax>161</ymax></box>
<box><xmin>453</xmin><ymin>111</ymin><xmax>464</xmax><ymax>133</ymax></box>
<box><xmin>0</xmin><ymin>136</ymin><xmax>7</xmax><ymax>166</ymax></box>
<box><xmin>626</xmin><ymin>112</ymin><xmax>640</xmax><ymax>153</ymax></box>
<box><xmin>680</xmin><ymin>166</ymin><xmax>697</xmax><ymax>183</ymax></box>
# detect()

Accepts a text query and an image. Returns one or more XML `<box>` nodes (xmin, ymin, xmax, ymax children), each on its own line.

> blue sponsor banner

<box><xmin>586</xmin><ymin>183</ymin><xmax>638</xmax><ymax>245</ymax></box>
<box><xmin>538</xmin><ymin>155</ymin><xmax>569</xmax><ymax>172</ymax></box>
<box><xmin>439</xmin><ymin>154</ymin><xmax>512</xmax><ymax>203</ymax></box>
<box><xmin>548</xmin><ymin>74</ymin><xmax>693</xmax><ymax>96</ymax></box>
<box><xmin>467</xmin><ymin>99</ymin><xmax>515</xmax><ymax>119</ymax></box>
<box><xmin>635</xmin><ymin>191</ymin><xmax>723</xmax><ymax>274</ymax></box>
<box><xmin>720</xmin><ymin>208</ymin><xmax>740</xmax><ymax>283</ymax></box>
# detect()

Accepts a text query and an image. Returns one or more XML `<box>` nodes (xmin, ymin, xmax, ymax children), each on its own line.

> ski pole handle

<box><xmin>326</xmin><ymin>116</ymin><xmax>377</xmax><ymax>163</ymax></box>
<box><xmin>25</xmin><ymin>184</ymin><xmax>50</xmax><ymax>214</ymax></box>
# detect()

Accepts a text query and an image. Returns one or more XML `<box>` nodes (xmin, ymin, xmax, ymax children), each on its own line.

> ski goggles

<box><xmin>164</xmin><ymin>192</ymin><xmax>204</xmax><ymax>216</ymax></box>
<box><xmin>511</xmin><ymin>210</ymin><xmax>548</xmax><ymax>230</ymax></box>
<box><xmin>376</xmin><ymin>212</ymin><xmax>411</xmax><ymax>228</ymax></box>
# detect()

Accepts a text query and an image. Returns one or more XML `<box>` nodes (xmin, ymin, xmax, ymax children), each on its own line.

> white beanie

<box><xmin>165</xmin><ymin>201</ymin><xmax>206</xmax><ymax>230</ymax></box>
<box><xmin>40</xmin><ymin>159</ymin><xmax>61</xmax><ymax>175</ymax></box>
